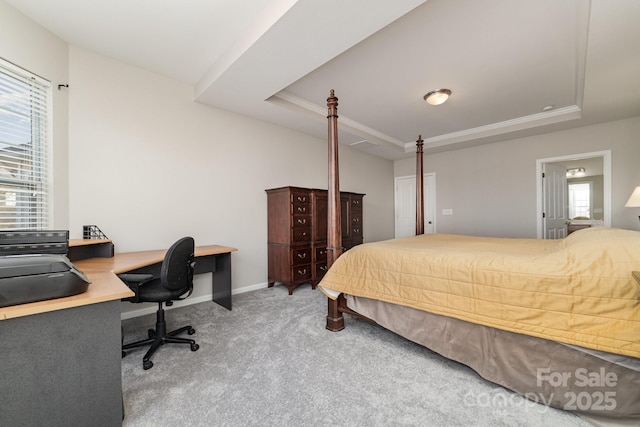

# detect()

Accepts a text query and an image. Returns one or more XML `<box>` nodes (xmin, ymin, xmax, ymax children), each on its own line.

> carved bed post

<box><xmin>326</xmin><ymin>89</ymin><xmax>343</xmax><ymax>268</ymax></box>
<box><xmin>416</xmin><ymin>135</ymin><xmax>425</xmax><ymax>235</ymax></box>
<box><xmin>326</xmin><ymin>89</ymin><xmax>345</xmax><ymax>331</ymax></box>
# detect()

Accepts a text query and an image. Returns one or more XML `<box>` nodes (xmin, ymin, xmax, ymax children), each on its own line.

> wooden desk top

<box><xmin>0</xmin><ymin>244</ymin><xmax>237</xmax><ymax>321</ymax></box>
<box><xmin>633</xmin><ymin>271</ymin><xmax>640</xmax><ymax>285</ymax></box>
<box><xmin>74</xmin><ymin>245</ymin><xmax>237</xmax><ymax>274</ymax></box>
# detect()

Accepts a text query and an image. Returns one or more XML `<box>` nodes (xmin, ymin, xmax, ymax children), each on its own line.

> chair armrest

<box><xmin>118</xmin><ymin>273</ymin><xmax>154</xmax><ymax>283</ymax></box>
<box><xmin>118</xmin><ymin>273</ymin><xmax>155</xmax><ymax>303</ymax></box>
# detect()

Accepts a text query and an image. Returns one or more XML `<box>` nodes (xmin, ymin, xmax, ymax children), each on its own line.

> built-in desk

<box><xmin>73</xmin><ymin>243</ymin><xmax>238</xmax><ymax>311</ymax></box>
<box><xmin>0</xmin><ymin>239</ymin><xmax>237</xmax><ymax>426</ymax></box>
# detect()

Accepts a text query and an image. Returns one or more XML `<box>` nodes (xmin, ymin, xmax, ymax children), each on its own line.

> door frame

<box><xmin>536</xmin><ymin>150</ymin><xmax>611</xmax><ymax>238</ymax></box>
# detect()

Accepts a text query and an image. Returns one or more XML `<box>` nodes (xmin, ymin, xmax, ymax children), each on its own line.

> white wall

<box><xmin>67</xmin><ymin>46</ymin><xmax>395</xmax><ymax>311</ymax></box>
<box><xmin>394</xmin><ymin>117</ymin><xmax>640</xmax><ymax>237</ymax></box>
<box><xmin>0</xmin><ymin>1</ymin><xmax>69</xmax><ymax>230</ymax></box>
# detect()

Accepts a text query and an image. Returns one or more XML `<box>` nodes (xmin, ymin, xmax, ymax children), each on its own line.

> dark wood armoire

<box><xmin>266</xmin><ymin>186</ymin><xmax>364</xmax><ymax>295</ymax></box>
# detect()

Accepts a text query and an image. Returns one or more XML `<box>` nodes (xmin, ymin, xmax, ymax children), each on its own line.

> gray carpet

<box><xmin>121</xmin><ymin>285</ymin><xmax>590</xmax><ymax>427</ymax></box>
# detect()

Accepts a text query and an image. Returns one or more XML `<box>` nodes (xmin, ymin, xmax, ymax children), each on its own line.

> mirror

<box><xmin>555</xmin><ymin>157</ymin><xmax>605</xmax><ymax>220</ymax></box>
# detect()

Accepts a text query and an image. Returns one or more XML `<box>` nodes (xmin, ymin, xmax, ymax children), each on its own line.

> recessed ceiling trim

<box><xmin>271</xmin><ymin>91</ymin><xmax>406</xmax><ymax>151</ymax></box>
<box><xmin>573</xmin><ymin>0</ymin><xmax>591</xmax><ymax>111</ymax></box>
<box><xmin>350</xmin><ymin>140</ymin><xmax>379</xmax><ymax>146</ymax></box>
<box><xmin>194</xmin><ymin>0</ymin><xmax>427</xmax><ymax>110</ymax></box>
<box><xmin>403</xmin><ymin>105</ymin><xmax>583</xmax><ymax>151</ymax></box>
<box><xmin>195</xmin><ymin>0</ymin><xmax>298</xmax><ymax>98</ymax></box>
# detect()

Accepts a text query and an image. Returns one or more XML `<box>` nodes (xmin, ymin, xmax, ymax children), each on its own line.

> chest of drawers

<box><xmin>266</xmin><ymin>186</ymin><xmax>364</xmax><ymax>294</ymax></box>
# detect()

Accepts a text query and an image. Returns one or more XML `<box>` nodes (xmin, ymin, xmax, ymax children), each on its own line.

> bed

<box><xmin>319</xmin><ymin>90</ymin><xmax>640</xmax><ymax>419</ymax></box>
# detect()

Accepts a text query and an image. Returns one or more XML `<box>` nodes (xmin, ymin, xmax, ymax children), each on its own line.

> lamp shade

<box><xmin>624</xmin><ymin>186</ymin><xmax>640</xmax><ymax>207</ymax></box>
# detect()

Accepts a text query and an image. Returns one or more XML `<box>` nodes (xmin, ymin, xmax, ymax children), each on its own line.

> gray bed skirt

<box><xmin>346</xmin><ymin>295</ymin><xmax>640</xmax><ymax>419</ymax></box>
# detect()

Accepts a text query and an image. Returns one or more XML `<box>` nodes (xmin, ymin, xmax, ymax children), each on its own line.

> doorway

<box><xmin>394</xmin><ymin>174</ymin><xmax>435</xmax><ymax>238</ymax></box>
<box><xmin>536</xmin><ymin>151</ymin><xmax>611</xmax><ymax>238</ymax></box>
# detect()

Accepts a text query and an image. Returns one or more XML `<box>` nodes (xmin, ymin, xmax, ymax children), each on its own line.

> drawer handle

<box><xmin>301</xmin><ymin>231</ymin><xmax>307</xmax><ymax>236</ymax></box>
<box><xmin>297</xmin><ymin>218</ymin><xmax>306</xmax><ymax>225</ymax></box>
<box><xmin>320</xmin><ymin>265</ymin><xmax>328</xmax><ymax>272</ymax></box>
<box><xmin>297</xmin><ymin>196</ymin><xmax>307</xmax><ymax>202</ymax></box>
<box><xmin>352</xmin><ymin>200</ymin><xmax>360</xmax><ymax>206</ymax></box>
<box><xmin>297</xmin><ymin>268</ymin><xmax>307</xmax><ymax>275</ymax></box>
<box><xmin>353</xmin><ymin>228</ymin><xmax>360</xmax><ymax>233</ymax></box>
<box><xmin>319</xmin><ymin>249</ymin><xmax>326</xmax><ymax>255</ymax></box>
<box><xmin>352</xmin><ymin>218</ymin><xmax>360</xmax><ymax>224</ymax></box>
<box><xmin>297</xmin><ymin>206</ymin><xmax>307</xmax><ymax>213</ymax></box>
<box><xmin>297</xmin><ymin>253</ymin><xmax>307</xmax><ymax>259</ymax></box>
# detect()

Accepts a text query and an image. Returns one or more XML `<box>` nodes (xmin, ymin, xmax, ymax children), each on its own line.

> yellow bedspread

<box><xmin>319</xmin><ymin>227</ymin><xmax>640</xmax><ymax>358</ymax></box>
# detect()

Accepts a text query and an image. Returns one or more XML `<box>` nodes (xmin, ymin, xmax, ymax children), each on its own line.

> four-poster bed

<box><xmin>319</xmin><ymin>90</ymin><xmax>640</xmax><ymax>419</ymax></box>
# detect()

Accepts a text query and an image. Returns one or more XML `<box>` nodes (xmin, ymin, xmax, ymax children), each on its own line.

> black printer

<box><xmin>0</xmin><ymin>230</ymin><xmax>90</xmax><ymax>308</ymax></box>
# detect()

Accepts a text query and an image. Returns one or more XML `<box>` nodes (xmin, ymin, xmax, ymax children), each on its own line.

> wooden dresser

<box><xmin>266</xmin><ymin>186</ymin><xmax>364</xmax><ymax>294</ymax></box>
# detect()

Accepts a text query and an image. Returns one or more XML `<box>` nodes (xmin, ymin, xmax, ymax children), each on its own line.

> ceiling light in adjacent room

<box><xmin>566</xmin><ymin>167</ymin><xmax>586</xmax><ymax>177</ymax></box>
<box><xmin>424</xmin><ymin>89</ymin><xmax>451</xmax><ymax>106</ymax></box>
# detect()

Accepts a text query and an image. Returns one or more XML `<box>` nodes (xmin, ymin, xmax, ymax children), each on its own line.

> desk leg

<box><xmin>212</xmin><ymin>252</ymin><xmax>232</xmax><ymax>310</ymax></box>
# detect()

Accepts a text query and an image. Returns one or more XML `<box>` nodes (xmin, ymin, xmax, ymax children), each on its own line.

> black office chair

<box><xmin>120</xmin><ymin>236</ymin><xmax>199</xmax><ymax>370</ymax></box>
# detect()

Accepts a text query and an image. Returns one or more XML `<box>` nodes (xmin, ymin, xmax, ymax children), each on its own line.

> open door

<box><xmin>542</xmin><ymin>163</ymin><xmax>568</xmax><ymax>239</ymax></box>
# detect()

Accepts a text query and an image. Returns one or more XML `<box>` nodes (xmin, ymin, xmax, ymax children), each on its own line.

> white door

<box><xmin>542</xmin><ymin>163</ymin><xmax>568</xmax><ymax>239</ymax></box>
<box><xmin>395</xmin><ymin>174</ymin><xmax>435</xmax><ymax>238</ymax></box>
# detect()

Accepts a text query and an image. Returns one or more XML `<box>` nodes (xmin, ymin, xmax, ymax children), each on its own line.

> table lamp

<box><xmin>624</xmin><ymin>186</ymin><xmax>640</xmax><ymax>223</ymax></box>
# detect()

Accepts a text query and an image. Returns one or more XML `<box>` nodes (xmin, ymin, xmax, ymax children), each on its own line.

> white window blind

<box><xmin>0</xmin><ymin>59</ymin><xmax>50</xmax><ymax>230</ymax></box>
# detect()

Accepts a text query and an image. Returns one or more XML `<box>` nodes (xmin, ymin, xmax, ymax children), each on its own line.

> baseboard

<box><xmin>120</xmin><ymin>281</ymin><xmax>270</xmax><ymax>320</ymax></box>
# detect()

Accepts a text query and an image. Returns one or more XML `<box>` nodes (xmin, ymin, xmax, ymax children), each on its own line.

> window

<box><xmin>0</xmin><ymin>59</ymin><xmax>50</xmax><ymax>230</ymax></box>
<box><xmin>568</xmin><ymin>182</ymin><xmax>591</xmax><ymax>219</ymax></box>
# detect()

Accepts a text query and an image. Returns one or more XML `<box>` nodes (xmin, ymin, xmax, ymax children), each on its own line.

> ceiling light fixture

<box><xmin>566</xmin><ymin>167</ymin><xmax>586</xmax><ymax>177</ymax></box>
<box><xmin>423</xmin><ymin>89</ymin><xmax>451</xmax><ymax>106</ymax></box>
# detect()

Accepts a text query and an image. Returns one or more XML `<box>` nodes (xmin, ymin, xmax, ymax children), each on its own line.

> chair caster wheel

<box><xmin>191</xmin><ymin>343</ymin><xmax>199</xmax><ymax>352</ymax></box>
<box><xmin>147</xmin><ymin>329</ymin><xmax>156</xmax><ymax>338</ymax></box>
<box><xmin>143</xmin><ymin>360</ymin><xmax>153</xmax><ymax>370</ymax></box>
<box><xmin>188</xmin><ymin>328</ymin><xmax>196</xmax><ymax>335</ymax></box>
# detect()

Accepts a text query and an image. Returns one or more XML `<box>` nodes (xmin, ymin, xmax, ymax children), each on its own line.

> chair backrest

<box><xmin>160</xmin><ymin>237</ymin><xmax>195</xmax><ymax>292</ymax></box>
